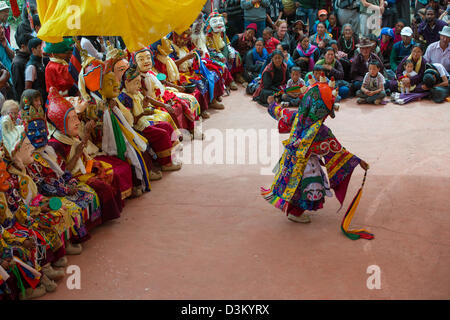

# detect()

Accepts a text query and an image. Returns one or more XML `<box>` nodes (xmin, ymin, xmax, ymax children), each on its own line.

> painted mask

<box><xmin>26</xmin><ymin>119</ymin><xmax>48</xmax><ymax>149</ymax></box>
<box><xmin>135</xmin><ymin>50</ymin><xmax>153</xmax><ymax>73</ymax></box>
<box><xmin>209</xmin><ymin>16</ymin><xmax>225</xmax><ymax>33</ymax></box>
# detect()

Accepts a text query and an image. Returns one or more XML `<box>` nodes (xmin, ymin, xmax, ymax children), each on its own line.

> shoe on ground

<box><xmin>65</xmin><ymin>242</ymin><xmax>82</xmax><ymax>255</ymax></box>
<box><xmin>52</xmin><ymin>256</ymin><xmax>68</xmax><ymax>268</ymax></box>
<box><xmin>216</xmin><ymin>96</ymin><xmax>223</xmax><ymax>102</ymax></box>
<box><xmin>374</xmin><ymin>99</ymin><xmax>382</xmax><ymax>105</ymax></box>
<box><xmin>356</xmin><ymin>98</ymin><xmax>365</xmax><ymax>104</ymax></box>
<box><xmin>287</xmin><ymin>213</ymin><xmax>311</xmax><ymax>223</ymax></box>
<box><xmin>150</xmin><ymin>171</ymin><xmax>163</xmax><ymax>181</ymax></box>
<box><xmin>132</xmin><ymin>186</ymin><xmax>143</xmax><ymax>198</ymax></box>
<box><xmin>162</xmin><ymin>163</ymin><xmax>182</xmax><ymax>171</ymax></box>
<box><xmin>242</xmin><ymin>82</ymin><xmax>248</xmax><ymax>88</ymax></box>
<box><xmin>19</xmin><ymin>285</ymin><xmax>47</xmax><ymax>300</ymax></box>
<box><xmin>209</xmin><ymin>100</ymin><xmax>225</xmax><ymax>110</ymax></box>
<box><xmin>40</xmin><ymin>274</ymin><xmax>58</xmax><ymax>292</ymax></box>
<box><xmin>201</xmin><ymin>111</ymin><xmax>210</xmax><ymax>119</ymax></box>
<box><xmin>235</xmin><ymin>74</ymin><xmax>246</xmax><ymax>84</ymax></box>
<box><xmin>191</xmin><ymin>127</ymin><xmax>205</xmax><ymax>140</ymax></box>
<box><xmin>229</xmin><ymin>81</ymin><xmax>238</xmax><ymax>90</ymax></box>
<box><xmin>42</xmin><ymin>263</ymin><xmax>65</xmax><ymax>281</ymax></box>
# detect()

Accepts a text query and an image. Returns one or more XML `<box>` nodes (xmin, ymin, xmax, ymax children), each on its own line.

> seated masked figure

<box><xmin>78</xmin><ymin>54</ymin><xmax>152</xmax><ymax>194</ymax></box>
<box><xmin>205</xmin><ymin>11</ymin><xmax>243</xmax><ymax>89</ymax></box>
<box><xmin>133</xmin><ymin>47</ymin><xmax>203</xmax><ymax>139</ymax></box>
<box><xmin>20</xmin><ymin>89</ymin><xmax>100</xmax><ymax>248</ymax></box>
<box><xmin>170</xmin><ymin>30</ymin><xmax>228</xmax><ymax>115</ymax></box>
<box><xmin>1</xmin><ymin>120</ymin><xmax>71</xmax><ymax>295</ymax></box>
<box><xmin>0</xmin><ymin>160</ymin><xmax>51</xmax><ymax>300</ymax></box>
<box><xmin>190</xmin><ymin>15</ymin><xmax>234</xmax><ymax>88</ymax></box>
<box><xmin>262</xmin><ymin>75</ymin><xmax>372</xmax><ymax>240</ymax></box>
<box><xmin>46</xmin><ymin>88</ymin><xmax>125</xmax><ymax>222</ymax></box>
<box><xmin>117</xmin><ymin>66</ymin><xmax>182</xmax><ymax>172</ymax></box>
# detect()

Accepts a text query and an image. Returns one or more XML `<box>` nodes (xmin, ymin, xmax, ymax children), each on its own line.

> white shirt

<box><xmin>424</xmin><ymin>40</ymin><xmax>450</xmax><ymax>72</ymax></box>
<box><xmin>25</xmin><ymin>64</ymin><xmax>37</xmax><ymax>82</ymax></box>
<box><xmin>80</xmin><ymin>37</ymin><xmax>105</xmax><ymax>60</ymax></box>
<box><xmin>432</xmin><ymin>63</ymin><xmax>449</xmax><ymax>78</ymax></box>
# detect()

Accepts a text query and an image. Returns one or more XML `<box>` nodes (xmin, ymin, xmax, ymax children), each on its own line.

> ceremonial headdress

<box><xmin>46</xmin><ymin>87</ymin><xmax>75</xmax><ymax>134</ymax></box>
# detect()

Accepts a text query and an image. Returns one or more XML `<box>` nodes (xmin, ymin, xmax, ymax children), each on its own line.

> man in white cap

<box><xmin>424</xmin><ymin>25</ymin><xmax>450</xmax><ymax>72</ymax></box>
<box><xmin>390</xmin><ymin>26</ymin><xmax>415</xmax><ymax>71</ymax></box>
<box><xmin>0</xmin><ymin>1</ymin><xmax>10</xmax><ymax>43</ymax></box>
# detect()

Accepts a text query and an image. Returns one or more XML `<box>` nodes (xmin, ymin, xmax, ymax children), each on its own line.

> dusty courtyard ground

<box><xmin>41</xmin><ymin>87</ymin><xmax>449</xmax><ymax>300</ymax></box>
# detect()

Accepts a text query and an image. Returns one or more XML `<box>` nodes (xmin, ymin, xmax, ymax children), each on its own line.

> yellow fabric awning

<box><xmin>36</xmin><ymin>0</ymin><xmax>206</xmax><ymax>52</ymax></box>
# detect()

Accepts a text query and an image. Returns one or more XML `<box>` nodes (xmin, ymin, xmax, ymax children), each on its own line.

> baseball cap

<box><xmin>318</xmin><ymin>10</ymin><xmax>328</xmax><ymax>17</ymax></box>
<box><xmin>400</xmin><ymin>26</ymin><xmax>413</xmax><ymax>37</ymax></box>
<box><xmin>0</xmin><ymin>1</ymin><xmax>10</xmax><ymax>11</ymax></box>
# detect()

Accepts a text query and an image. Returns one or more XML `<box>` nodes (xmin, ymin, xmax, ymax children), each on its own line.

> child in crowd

<box><xmin>397</xmin><ymin>59</ymin><xmax>417</xmax><ymax>94</ymax></box>
<box><xmin>277</xmin><ymin>43</ymin><xmax>295</xmax><ymax>69</ymax></box>
<box><xmin>328</xmin><ymin>13</ymin><xmax>340</xmax><ymax>40</ymax></box>
<box><xmin>0</xmin><ymin>100</ymin><xmax>20</xmax><ymax>141</ymax></box>
<box><xmin>281</xmin><ymin>66</ymin><xmax>305</xmax><ymax>107</ymax></box>
<box><xmin>263</xmin><ymin>27</ymin><xmax>280</xmax><ymax>54</ymax></box>
<box><xmin>312</xmin><ymin>9</ymin><xmax>330</xmax><ymax>34</ymax></box>
<box><xmin>356</xmin><ymin>60</ymin><xmax>386</xmax><ymax>105</ymax></box>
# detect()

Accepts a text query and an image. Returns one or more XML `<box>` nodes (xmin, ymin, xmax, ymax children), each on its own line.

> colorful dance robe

<box><xmin>26</xmin><ymin>149</ymin><xmax>101</xmax><ymax>243</ymax></box>
<box><xmin>262</xmin><ymin>102</ymin><xmax>361</xmax><ymax>216</ymax></box>
<box><xmin>140</xmin><ymin>70</ymin><xmax>200</xmax><ymax>131</ymax></box>
<box><xmin>48</xmin><ymin>135</ymin><xmax>126</xmax><ymax>222</ymax></box>
<box><xmin>117</xmin><ymin>91</ymin><xmax>178</xmax><ymax>166</ymax></box>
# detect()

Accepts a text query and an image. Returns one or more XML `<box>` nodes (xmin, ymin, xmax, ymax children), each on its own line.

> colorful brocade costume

<box><xmin>262</xmin><ymin>79</ymin><xmax>374</xmax><ymax>240</ymax></box>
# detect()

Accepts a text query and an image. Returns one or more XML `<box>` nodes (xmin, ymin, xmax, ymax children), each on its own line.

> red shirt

<box><xmin>264</xmin><ymin>37</ymin><xmax>280</xmax><ymax>55</ymax></box>
<box><xmin>45</xmin><ymin>61</ymin><xmax>75</xmax><ymax>96</ymax></box>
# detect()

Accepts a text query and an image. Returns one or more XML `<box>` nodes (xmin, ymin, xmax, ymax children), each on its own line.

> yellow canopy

<box><xmin>36</xmin><ymin>0</ymin><xmax>206</xmax><ymax>52</ymax></box>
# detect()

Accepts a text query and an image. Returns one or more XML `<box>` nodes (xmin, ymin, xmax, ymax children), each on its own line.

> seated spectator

<box><xmin>310</xmin><ymin>22</ymin><xmax>332</xmax><ymax>47</ymax></box>
<box><xmin>277</xmin><ymin>43</ymin><xmax>295</xmax><ymax>69</ymax></box>
<box><xmin>328</xmin><ymin>12</ymin><xmax>340</xmax><ymax>40</ymax></box>
<box><xmin>337</xmin><ymin>23</ymin><xmax>359</xmax><ymax>59</ymax></box>
<box><xmin>253</xmin><ymin>50</ymin><xmax>288</xmax><ymax>106</ymax></box>
<box><xmin>274</xmin><ymin>19</ymin><xmax>293</xmax><ymax>52</ymax></box>
<box><xmin>389</xmin><ymin>43</ymin><xmax>428</xmax><ymax>94</ymax></box>
<box><xmin>422</xmin><ymin>62</ymin><xmax>449</xmax><ymax>103</ymax></box>
<box><xmin>11</xmin><ymin>33</ymin><xmax>33</xmax><ymax>101</ymax></box>
<box><xmin>423</xmin><ymin>25</ymin><xmax>450</xmax><ymax>71</ymax></box>
<box><xmin>356</xmin><ymin>60</ymin><xmax>386</xmax><ymax>105</ymax></box>
<box><xmin>281</xmin><ymin>66</ymin><xmax>305</xmax><ymax>107</ymax></box>
<box><xmin>390</xmin><ymin>26</ymin><xmax>415</xmax><ymax>71</ymax></box>
<box><xmin>354</xmin><ymin>33</ymin><xmax>381</xmax><ymax>57</ymax></box>
<box><xmin>262</xmin><ymin>27</ymin><xmax>280</xmax><ymax>54</ymax></box>
<box><xmin>244</xmin><ymin>38</ymin><xmax>269</xmax><ymax>83</ymax></box>
<box><xmin>315</xmin><ymin>47</ymin><xmax>350</xmax><ymax>99</ymax></box>
<box><xmin>231</xmin><ymin>23</ymin><xmax>257</xmax><ymax>59</ymax></box>
<box><xmin>418</xmin><ymin>6</ymin><xmax>447</xmax><ymax>46</ymax></box>
<box><xmin>292</xmin><ymin>35</ymin><xmax>320</xmax><ymax>76</ymax></box>
<box><xmin>289</xmin><ymin>19</ymin><xmax>308</xmax><ymax>51</ymax></box>
<box><xmin>379</xmin><ymin>27</ymin><xmax>395</xmax><ymax>69</ymax></box>
<box><xmin>393</xmin><ymin>19</ymin><xmax>406</xmax><ymax>43</ymax></box>
<box><xmin>350</xmin><ymin>38</ymin><xmax>384</xmax><ymax>93</ymax></box>
<box><xmin>25</xmin><ymin>38</ymin><xmax>47</xmax><ymax>103</ymax></box>
<box><xmin>311</xmin><ymin>9</ymin><xmax>330</xmax><ymax>34</ymax></box>
<box><xmin>304</xmin><ymin>65</ymin><xmax>323</xmax><ymax>85</ymax></box>
<box><xmin>397</xmin><ymin>59</ymin><xmax>419</xmax><ymax>93</ymax></box>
